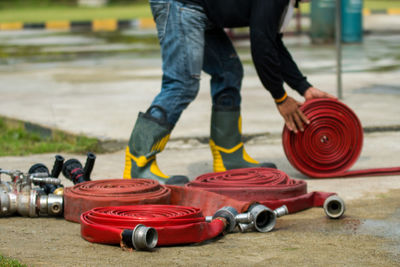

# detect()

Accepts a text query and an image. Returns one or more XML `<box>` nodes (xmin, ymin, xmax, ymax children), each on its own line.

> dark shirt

<box><xmin>176</xmin><ymin>0</ymin><xmax>311</xmax><ymax>99</ymax></box>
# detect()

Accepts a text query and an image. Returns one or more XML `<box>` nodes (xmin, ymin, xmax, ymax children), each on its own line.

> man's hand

<box><xmin>277</xmin><ymin>96</ymin><xmax>309</xmax><ymax>133</ymax></box>
<box><xmin>277</xmin><ymin>88</ymin><xmax>335</xmax><ymax>133</ymax></box>
<box><xmin>304</xmin><ymin>87</ymin><xmax>336</xmax><ymax>101</ymax></box>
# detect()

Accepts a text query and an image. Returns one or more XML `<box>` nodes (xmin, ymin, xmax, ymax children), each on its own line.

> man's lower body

<box><xmin>123</xmin><ymin>0</ymin><xmax>276</xmax><ymax>184</ymax></box>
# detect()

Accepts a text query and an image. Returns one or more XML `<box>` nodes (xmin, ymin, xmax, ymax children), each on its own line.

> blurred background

<box><xmin>0</xmin><ymin>0</ymin><xmax>399</xmax><ymax>154</ymax></box>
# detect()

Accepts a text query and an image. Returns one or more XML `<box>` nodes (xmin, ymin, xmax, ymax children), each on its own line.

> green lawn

<box><xmin>0</xmin><ymin>118</ymin><xmax>102</xmax><ymax>156</ymax></box>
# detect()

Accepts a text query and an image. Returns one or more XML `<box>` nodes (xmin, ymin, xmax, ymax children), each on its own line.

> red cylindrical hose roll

<box><xmin>64</xmin><ymin>179</ymin><xmax>171</xmax><ymax>222</ymax></box>
<box><xmin>187</xmin><ymin>168</ymin><xmax>335</xmax><ymax>213</ymax></box>
<box><xmin>80</xmin><ymin>205</ymin><xmax>226</xmax><ymax>246</ymax></box>
<box><xmin>282</xmin><ymin>99</ymin><xmax>400</xmax><ymax>178</ymax></box>
<box><xmin>64</xmin><ymin>179</ymin><xmax>250</xmax><ymax>222</ymax></box>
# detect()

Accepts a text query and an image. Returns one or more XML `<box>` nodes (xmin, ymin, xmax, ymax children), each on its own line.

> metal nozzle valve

<box><xmin>323</xmin><ymin>195</ymin><xmax>345</xmax><ymax>219</ymax></box>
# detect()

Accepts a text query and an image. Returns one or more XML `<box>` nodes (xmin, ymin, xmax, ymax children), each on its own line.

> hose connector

<box><xmin>38</xmin><ymin>194</ymin><xmax>64</xmax><ymax>216</ymax></box>
<box><xmin>121</xmin><ymin>225</ymin><xmax>158</xmax><ymax>251</ymax></box>
<box><xmin>0</xmin><ymin>189</ymin><xmax>17</xmax><ymax>217</ymax></box>
<box><xmin>237</xmin><ymin>204</ymin><xmax>288</xmax><ymax>233</ymax></box>
<box><xmin>323</xmin><ymin>195</ymin><xmax>345</xmax><ymax>219</ymax></box>
<box><xmin>212</xmin><ymin>206</ymin><xmax>238</xmax><ymax>233</ymax></box>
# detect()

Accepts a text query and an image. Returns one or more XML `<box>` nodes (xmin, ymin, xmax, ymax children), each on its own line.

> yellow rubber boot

<box><xmin>123</xmin><ymin>111</ymin><xmax>189</xmax><ymax>185</ymax></box>
<box><xmin>210</xmin><ymin>106</ymin><xmax>277</xmax><ymax>172</ymax></box>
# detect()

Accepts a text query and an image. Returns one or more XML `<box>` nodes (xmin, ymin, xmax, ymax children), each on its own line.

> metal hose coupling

<box><xmin>237</xmin><ymin>204</ymin><xmax>289</xmax><ymax>233</ymax></box>
<box><xmin>208</xmin><ymin>206</ymin><xmax>239</xmax><ymax>233</ymax></box>
<box><xmin>0</xmin><ymin>182</ymin><xmax>17</xmax><ymax>217</ymax></box>
<box><xmin>121</xmin><ymin>224</ymin><xmax>158</xmax><ymax>251</ymax></box>
<box><xmin>0</xmin><ymin>189</ymin><xmax>63</xmax><ymax>217</ymax></box>
<box><xmin>323</xmin><ymin>195</ymin><xmax>346</xmax><ymax>219</ymax></box>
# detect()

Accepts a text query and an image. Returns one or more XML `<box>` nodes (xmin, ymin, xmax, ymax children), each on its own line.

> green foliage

<box><xmin>0</xmin><ymin>118</ymin><xmax>102</xmax><ymax>156</ymax></box>
<box><xmin>0</xmin><ymin>255</ymin><xmax>26</xmax><ymax>267</ymax></box>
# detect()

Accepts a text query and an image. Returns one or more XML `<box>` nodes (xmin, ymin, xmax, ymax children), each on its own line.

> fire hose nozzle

<box><xmin>323</xmin><ymin>195</ymin><xmax>346</xmax><ymax>219</ymax></box>
<box><xmin>238</xmin><ymin>204</ymin><xmax>288</xmax><ymax>233</ymax></box>
<box><xmin>122</xmin><ymin>225</ymin><xmax>158</xmax><ymax>251</ymax></box>
<box><xmin>212</xmin><ymin>206</ymin><xmax>239</xmax><ymax>233</ymax></box>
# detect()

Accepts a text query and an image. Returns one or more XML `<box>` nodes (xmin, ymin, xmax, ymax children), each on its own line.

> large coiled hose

<box><xmin>186</xmin><ymin>168</ymin><xmax>335</xmax><ymax>213</ymax></box>
<box><xmin>282</xmin><ymin>99</ymin><xmax>400</xmax><ymax>178</ymax></box>
<box><xmin>64</xmin><ymin>179</ymin><xmax>171</xmax><ymax>222</ymax></box>
<box><xmin>80</xmin><ymin>205</ymin><xmax>226</xmax><ymax>247</ymax></box>
<box><xmin>64</xmin><ymin>179</ymin><xmax>250</xmax><ymax>223</ymax></box>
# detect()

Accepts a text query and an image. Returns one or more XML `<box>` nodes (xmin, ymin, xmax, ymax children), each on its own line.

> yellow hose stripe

<box><xmin>92</xmin><ymin>19</ymin><xmax>117</xmax><ymax>32</ymax></box>
<box><xmin>45</xmin><ymin>21</ymin><xmax>70</xmax><ymax>30</ymax></box>
<box><xmin>0</xmin><ymin>22</ymin><xmax>23</xmax><ymax>30</ymax></box>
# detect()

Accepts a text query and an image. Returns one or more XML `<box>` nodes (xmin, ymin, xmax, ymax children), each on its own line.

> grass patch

<box><xmin>0</xmin><ymin>117</ymin><xmax>102</xmax><ymax>156</ymax></box>
<box><xmin>0</xmin><ymin>255</ymin><xmax>26</xmax><ymax>267</ymax></box>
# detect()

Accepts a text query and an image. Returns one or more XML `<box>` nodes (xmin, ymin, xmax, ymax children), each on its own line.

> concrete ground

<box><xmin>0</xmin><ymin>14</ymin><xmax>400</xmax><ymax>266</ymax></box>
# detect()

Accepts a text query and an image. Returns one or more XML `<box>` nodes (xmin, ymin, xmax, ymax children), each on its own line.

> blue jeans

<box><xmin>149</xmin><ymin>0</ymin><xmax>244</xmax><ymax>126</ymax></box>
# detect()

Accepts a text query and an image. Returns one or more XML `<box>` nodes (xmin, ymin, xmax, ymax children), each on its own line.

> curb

<box><xmin>2</xmin><ymin>115</ymin><xmax>400</xmax><ymax>153</ymax></box>
<box><xmin>0</xmin><ymin>18</ymin><xmax>155</xmax><ymax>31</ymax></box>
<box><xmin>1</xmin><ymin>8</ymin><xmax>400</xmax><ymax>32</ymax></box>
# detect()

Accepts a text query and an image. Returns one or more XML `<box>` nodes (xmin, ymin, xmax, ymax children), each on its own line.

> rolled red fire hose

<box><xmin>80</xmin><ymin>205</ymin><xmax>226</xmax><ymax>248</ymax></box>
<box><xmin>64</xmin><ymin>179</ymin><xmax>250</xmax><ymax>223</ymax></box>
<box><xmin>282</xmin><ymin>99</ymin><xmax>400</xmax><ymax>178</ymax></box>
<box><xmin>63</xmin><ymin>179</ymin><xmax>171</xmax><ymax>222</ymax></box>
<box><xmin>186</xmin><ymin>168</ymin><xmax>335</xmax><ymax>213</ymax></box>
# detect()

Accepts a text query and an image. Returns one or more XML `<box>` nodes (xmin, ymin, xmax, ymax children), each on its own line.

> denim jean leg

<box><xmin>202</xmin><ymin>27</ymin><xmax>244</xmax><ymax>107</ymax></box>
<box><xmin>149</xmin><ymin>1</ymin><xmax>208</xmax><ymax>126</ymax></box>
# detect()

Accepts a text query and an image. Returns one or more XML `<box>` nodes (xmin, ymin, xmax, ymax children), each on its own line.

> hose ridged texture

<box><xmin>80</xmin><ymin>205</ymin><xmax>225</xmax><ymax>246</ymax></box>
<box><xmin>283</xmin><ymin>99</ymin><xmax>400</xmax><ymax>178</ymax></box>
<box><xmin>64</xmin><ymin>179</ymin><xmax>171</xmax><ymax>222</ymax></box>
<box><xmin>187</xmin><ymin>168</ymin><xmax>334</xmax><ymax>213</ymax></box>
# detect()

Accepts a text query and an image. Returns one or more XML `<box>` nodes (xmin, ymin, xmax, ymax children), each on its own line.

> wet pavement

<box><xmin>0</xmin><ymin>28</ymin><xmax>400</xmax><ymax>141</ymax></box>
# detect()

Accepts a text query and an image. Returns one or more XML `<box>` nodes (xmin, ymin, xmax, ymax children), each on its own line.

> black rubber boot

<box><xmin>123</xmin><ymin>111</ymin><xmax>189</xmax><ymax>185</ymax></box>
<box><xmin>209</xmin><ymin>105</ymin><xmax>277</xmax><ymax>172</ymax></box>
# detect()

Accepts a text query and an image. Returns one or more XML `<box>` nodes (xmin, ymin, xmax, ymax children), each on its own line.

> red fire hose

<box><xmin>64</xmin><ymin>179</ymin><xmax>250</xmax><ymax>223</ymax></box>
<box><xmin>282</xmin><ymin>99</ymin><xmax>400</xmax><ymax>178</ymax></box>
<box><xmin>64</xmin><ymin>179</ymin><xmax>171</xmax><ymax>222</ymax></box>
<box><xmin>186</xmin><ymin>168</ymin><xmax>335</xmax><ymax>213</ymax></box>
<box><xmin>80</xmin><ymin>205</ymin><xmax>226</xmax><ymax>248</ymax></box>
